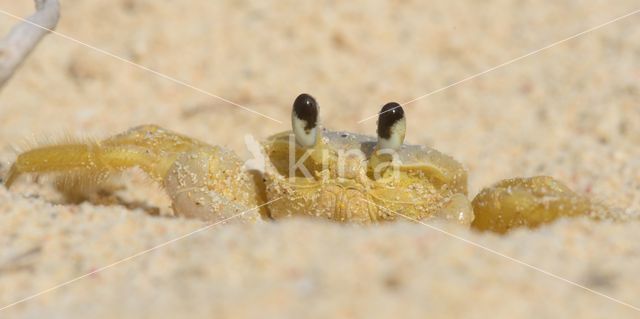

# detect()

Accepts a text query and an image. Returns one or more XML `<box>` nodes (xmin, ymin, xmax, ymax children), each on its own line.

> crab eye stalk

<box><xmin>376</xmin><ymin>102</ymin><xmax>406</xmax><ymax>150</ymax></box>
<box><xmin>292</xmin><ymin>93</ymin><xmax>319</xmax><ymax>147</ymax></box>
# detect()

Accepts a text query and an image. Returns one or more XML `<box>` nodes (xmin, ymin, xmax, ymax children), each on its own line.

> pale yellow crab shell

<box><xmin>261</xmin><ymin>129</ymin><xmax>474</xmax><ymax>225</ymax></box>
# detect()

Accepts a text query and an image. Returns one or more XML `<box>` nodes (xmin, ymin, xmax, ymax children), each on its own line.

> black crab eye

<box><xmin>377</xmin><ymin>102</ymin><xmax>405</xmax><ymax>140</ymax></box>
<box><xmin>292</xmin><ymin>93</ymin><xmax>319</xmax><ymax>147</ymax></box>
<box><xmin>292</xmin><ymin>93</ymin><xmax>318</xmax><ymax>132</ymax></box>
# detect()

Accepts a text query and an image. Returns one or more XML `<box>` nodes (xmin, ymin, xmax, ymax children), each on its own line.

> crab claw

<box><xmin>164</xmin><ymin>146</ymin><xmax>264</xmax><ymax>222</ymax></box>
<box><xmin>471</xmin><ymin>176</ymin><xmax>598</xmax><ymax>233</ymax></box>
<box><xmin>4</xmin><ymin>125</ymin><xmax>265</xmax><ymax>223</ymax></box>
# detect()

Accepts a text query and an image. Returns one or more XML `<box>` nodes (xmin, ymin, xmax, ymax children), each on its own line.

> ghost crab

<box><xmin>4</xmin><ymin>94</ymin><xmax>597</xmax><ymax>233</ymax></box>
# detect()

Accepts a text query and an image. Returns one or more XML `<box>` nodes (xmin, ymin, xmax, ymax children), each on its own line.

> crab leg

<box><xmin>5</xmin><ymin>140</ymin><xmax>170</xmax><ymax>187</ymax></box>
<box><xmin>5</xmin><ymin>125</ymin><xmax>264</xmax><ymax>222</ymax></box>
<box><xmin>5</xmin><ymin>125</ymin><xmax>193</xmax><ymax>187</ymax></box>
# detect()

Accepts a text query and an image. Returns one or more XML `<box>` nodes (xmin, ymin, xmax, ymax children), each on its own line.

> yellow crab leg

<box><xmin>4</xmin><ymin>125</ymin><xmax>204</xmax><ymax>188</ymax></box>
<box><xmin>4</xmin><ymin>141</ymin><xmax>173</xmax><ymax>187</ymax></box>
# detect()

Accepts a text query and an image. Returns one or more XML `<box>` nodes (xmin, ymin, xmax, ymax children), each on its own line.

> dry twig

<box><xmin>0</xmin><ymin>0</ymin><xmax>60</xmax><ymax>89</ymax></box>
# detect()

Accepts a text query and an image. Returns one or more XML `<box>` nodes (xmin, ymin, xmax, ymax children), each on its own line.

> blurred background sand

<box><xmin>0</xmin><ymin>0</ymin><xmax>639</xmax><ymax>318</ymax></box>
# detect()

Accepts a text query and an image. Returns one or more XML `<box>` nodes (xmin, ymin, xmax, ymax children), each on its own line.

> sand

<box><xmin>0</xmin><ymin>0</ymin><xmax>639</xmax><ymax>318</ymax></box>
